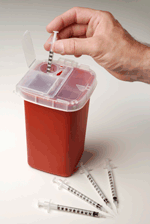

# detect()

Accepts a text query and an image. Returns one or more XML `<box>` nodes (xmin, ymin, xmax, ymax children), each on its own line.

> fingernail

<box><xmin>53</xmin><ymin>41</ymin><xmax>64</xmax><ymax>54</ymax></box>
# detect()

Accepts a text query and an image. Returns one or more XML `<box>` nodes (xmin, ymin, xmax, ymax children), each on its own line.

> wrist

<box><xmin>115</xmin><ymin>40</ymin><xmax>150</xmax><ymax>84</ymax></box>
<box><xmin>130</xmin><ymin>43</ymin><xmax>150</xmax><ymax>83</ymax></box>
<box><xmin>125</xmin><ymin>40</ymin><xmax>147</xmax><ymax>72</ymax></box>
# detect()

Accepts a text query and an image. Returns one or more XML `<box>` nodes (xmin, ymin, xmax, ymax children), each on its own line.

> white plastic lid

<box><xmin>16</xmin><ymin>58</ymin><xmax>97</xmax><ymax>112</ymax></box>
<box><xmin>16</xmin><ymin>31</ymin><xmax>97</xmax><ymax>112</ymax></box>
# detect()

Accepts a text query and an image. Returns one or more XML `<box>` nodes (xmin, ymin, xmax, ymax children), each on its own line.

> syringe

<box><xmin>47</xmin><ymin>31</ymin><xmax>58</xmax><ymax>73</ymax></box>
<box><xmin>38</xmin><ymin>200</ymin><xmax>106</xmax><ymax>218</ymax></box>
<box><xmin>53</xmin><ymin>178</ymin><xmax>108</xmax><ymax>214</ymax></box>
<box><xmin>80</xmin><ymin>163</ymin><xmax>112</xmax><ymax>210</ymax></box>
<box><xmin>105</xmin><ymin>159</ymin><xmax>119</xmax><ymax>211</ymax></box>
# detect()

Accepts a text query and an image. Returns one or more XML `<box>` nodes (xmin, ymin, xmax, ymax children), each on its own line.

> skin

<box><xmin>44</xmin><ymin>7</ymin><xmax>150</xmax><ymax>84</ymax></box>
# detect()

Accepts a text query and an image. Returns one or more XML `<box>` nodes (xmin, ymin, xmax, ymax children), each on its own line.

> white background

<box><xmin>0</xmin><ymin>0</ymin><xmax>150</xmax><ymax>223</ymax></box>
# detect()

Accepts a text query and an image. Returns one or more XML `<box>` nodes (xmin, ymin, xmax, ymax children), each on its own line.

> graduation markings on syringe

<box><xmin>53</xmin><ymin>178</ymin><xmax>108</xmax><ymax>213</ymax></box>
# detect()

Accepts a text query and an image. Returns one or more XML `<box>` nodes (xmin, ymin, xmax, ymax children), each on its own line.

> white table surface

<box><xmin>1</xmin><ymin>0</ymin><xmax>150</xmax><ymax>223</ymax></box>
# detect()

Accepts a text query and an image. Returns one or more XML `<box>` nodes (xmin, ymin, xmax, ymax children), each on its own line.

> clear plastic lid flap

<box><xmin>22</xmin><ymin>30</ymin><xmax>36</xmax><ymax>68</ymax></box>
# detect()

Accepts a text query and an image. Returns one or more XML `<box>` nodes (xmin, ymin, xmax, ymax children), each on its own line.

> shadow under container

<box><xmin>16</xmin><ymin>59</ymin><xmax>97</xmax><ymax>177</ymax></box>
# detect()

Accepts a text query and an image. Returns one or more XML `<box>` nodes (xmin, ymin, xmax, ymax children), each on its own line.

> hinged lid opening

<box><xmin>22</xmin><ymin>30</ymin><xmax>36</xmax><ymax>68</ymax></box>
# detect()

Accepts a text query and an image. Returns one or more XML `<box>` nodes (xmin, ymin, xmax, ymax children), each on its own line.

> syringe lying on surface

<box><xmin>105</xmin><ymin>159</ymin><xmax>119</xmax><ymax>211</ymax></box>
<box><xmin>47</xmin><ymin>31</ymin><xmax>58</xmax><ymax>73</ymax></box>
<box><xmin>80</xmin><ymin>163</ymin><xmax>112</xmax><ymax>210</ymax></box>
<box><xmin>38</xmin><ymin>200</ymin><xmax>106</xmax><ymax>218</ymax></box>
<box><xmin>53</xmin><ymin>178</ymin><xmax>108</xmax><ymax>214</ymax></box>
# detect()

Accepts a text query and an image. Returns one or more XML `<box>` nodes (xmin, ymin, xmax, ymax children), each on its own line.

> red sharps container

<box><xmin>16</xmin><ymin>31</ymin><xmax>97</xmax><ymax>177</ymax></box>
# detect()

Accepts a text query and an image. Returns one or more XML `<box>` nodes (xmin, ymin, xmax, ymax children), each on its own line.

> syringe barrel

<box><xmin>38</xmin><ymin>201</ymin><xmax>105</xmax><ymax>218</ymax></box>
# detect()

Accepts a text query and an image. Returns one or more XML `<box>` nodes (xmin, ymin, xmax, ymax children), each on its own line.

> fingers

<box><xmin>46</xmin><ymin>7</ymin><xmax>95</xmax><ymax>33</ymax></box>
<box><xmin>44</xmin><ymin>24</ymin><xmax>87</xmax><ymax>51</ymax></box>
<box><xmin>58</xmin><ymin>24</ymin><xmax>87</xmax><ymax>39</ymax></box>
<box><xmin>44</xmin><ymin>35</ymin><xmax>53</xmax><ymax>51</ymax></box>
<box><xmin>52</xmin><ymin>37</ymin><xmax>94</xmax><ymax>56</ymax></box>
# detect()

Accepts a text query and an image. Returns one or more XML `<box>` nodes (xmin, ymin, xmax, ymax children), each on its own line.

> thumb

<box><xmin>52</xmin><ymin>38</ymin><xmax>94</xmax><ymax>56</ymax></box>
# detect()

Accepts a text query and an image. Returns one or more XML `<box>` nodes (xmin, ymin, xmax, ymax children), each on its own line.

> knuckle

<box><xmin>94</xmin><ymin>11</ymin><xmax>114</xmax><ymax>25</ymax></box>
<box><xmin>96</xmin><ymin>10</ymin><xmax>102</xmax><ymax>17</ymax></box>
<box><xmin>102</xmin><ymin>11</ymin><xmax>113</xmax><ymax>20</ymax></box>
<box><xmin>92</xmin><ymin>38</ymin><xmax>101</xmax><ymax>56</ymax></box>
<box><xmin>72</xmin><ymin>39</ymin><xmax>77</xmax><ymax>55</ymax></box>
<box><xmin>67</xmin><ymin>39</ymin><xmax>77</xmax><ymax>55</ymax></box>
<box><xmin>93</xmin><ymin>10</ymin><xmax>103</xmax><ymax>20</ymax></box>
<box><xmin>72</xmin><ymin>6</ymin><xmax>80</xmax><ymax>12</ymax></box>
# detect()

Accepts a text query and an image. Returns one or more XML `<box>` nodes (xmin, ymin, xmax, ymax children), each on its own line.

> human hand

<box><xmin>45</xmin><ymin>7</ymin><xmax>150</xmax><ymax>83</ymax></box>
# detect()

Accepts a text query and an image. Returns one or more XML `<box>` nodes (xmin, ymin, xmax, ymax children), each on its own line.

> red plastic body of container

<box><xmin>17</xmin><ymin>31</ymin><xmax>97</xmax><ymax>177</ymax></box>
<box><xmin>24</xmin><ymin>99</ymin><xmax>89</xmax><ymax>177</ymax></box>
